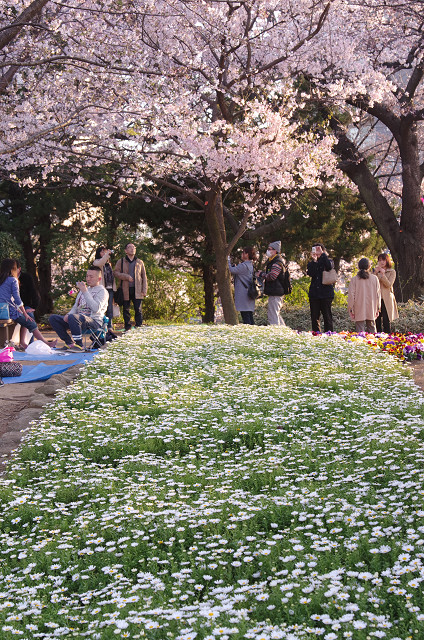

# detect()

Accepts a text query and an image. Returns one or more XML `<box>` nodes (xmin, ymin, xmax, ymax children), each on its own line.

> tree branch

<box><xmin>0</xmin><ymin>0</ymin><xmax>49</xmax><ymax>52</ymax></box>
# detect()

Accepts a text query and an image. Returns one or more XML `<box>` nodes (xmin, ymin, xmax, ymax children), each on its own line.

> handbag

<box><xmin>0</xmin><ymin>362</ymin><xmax>22</xmax><ymax>377</ymax></box>
<box><xmin>113</xmin><ymin>259</ymin><xmax>124</xmax><ymax>305</ymax></box>
<box><xmin>0</xmin><ymin>346</ymin><xmax>14</xmax><ymax>362</ymax></box>
<box><xmin>0</xmin><ymin>302</ymin><xmax>9</xmax><ymax>320</ymax></box>
<box><xmin>322</xmin><ymin>268</ymin><xmax>338</xmax><ymax>285</ymax></box>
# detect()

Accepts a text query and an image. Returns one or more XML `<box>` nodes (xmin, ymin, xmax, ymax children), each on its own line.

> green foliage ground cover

<box><xmin>0</xmin><ymin>326</ymin><xmax>424</xmax><ymax>639</ymax></box>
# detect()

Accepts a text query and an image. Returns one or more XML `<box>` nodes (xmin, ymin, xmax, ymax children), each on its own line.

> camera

<box><xmin>109</xmin><ymin>249</ymin><xmax>114</xmax><ymax>254</ymax></box>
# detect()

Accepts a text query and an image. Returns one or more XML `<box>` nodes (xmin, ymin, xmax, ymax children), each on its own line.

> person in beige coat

<box><xmin>374</xmin><ymin>253</ymin><xmax>398</xmax><ymax>333</ymax></box>
<box><xmin>113</xmin><ymin>243</ymin><xmax>148</xmax><ymax>331</ymax></box>
<box><xmin>348</xmin><ymin>258</ymin><xmax>381</xmax><ymax>333</ymax></box>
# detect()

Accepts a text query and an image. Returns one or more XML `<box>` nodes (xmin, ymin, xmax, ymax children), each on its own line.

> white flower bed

<box><xmin>0</xmin><ymin>326</ymin><xmax>423</xmax><ymax>640</ymax></box>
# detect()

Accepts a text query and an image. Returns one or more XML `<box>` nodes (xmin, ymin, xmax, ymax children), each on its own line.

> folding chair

<box><xmin>82</xmin><ymin>316</ymin><xmax>109</xmax><ymax>350</ymax></box>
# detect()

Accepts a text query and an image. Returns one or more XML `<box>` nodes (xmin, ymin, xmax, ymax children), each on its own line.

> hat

<box><xmin>269</xmin><ymin>241</ymin><xmax>281</xmax><ymax>253</ymax></box>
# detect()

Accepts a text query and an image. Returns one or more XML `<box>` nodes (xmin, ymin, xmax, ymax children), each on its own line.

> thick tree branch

<box><xmin>329</xmin><ymin>116</ymin><xmax>400</xmax><ymax>250</ymax></box>
<box><xmin>0</xmin><ymin>0</ymin><xmax>49</xmax><ymax>52</ymax></box>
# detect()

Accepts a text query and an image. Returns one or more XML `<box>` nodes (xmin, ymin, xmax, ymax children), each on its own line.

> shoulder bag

<box><xmin>322</xmin><ymin>267</ymin><xmax>338</xmax><ymax>285</ymax></box>
<box><xmin>0</xmin><ymin>303</ymin><xmax>9</xmax><ymax>320</ymax></box>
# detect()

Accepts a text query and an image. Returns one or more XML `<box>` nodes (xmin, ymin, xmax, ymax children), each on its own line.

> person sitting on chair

<box><xmin>49</xmin><ymin>266</ymin><xmax>108</xmax><ymax>351</ymax></box>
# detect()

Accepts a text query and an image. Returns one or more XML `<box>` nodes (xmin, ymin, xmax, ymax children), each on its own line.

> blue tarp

<box><xmin>2</xmin><ymin>352</ymin><xmax>95</xmax><ymax>384</ymax></box>
<box><xmin>13</xmin><ymin>351</ymin><xmax>95</xmax><ymax>363</ymax></box>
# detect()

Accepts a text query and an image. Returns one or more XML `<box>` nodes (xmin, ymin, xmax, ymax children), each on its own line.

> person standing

<box><xmin>93</xmin><ymin>246</ymin><xmax>116</xmax><ymax>330</ymax></box>
<box><xmin>113</xmin><ymin>243</ymin><xmax>148</xmax><ymax>331</ymax></box>
<box><xmin>348</xmin><ymin>257</ymin><xmax>381</xmax><ymax>333</ymax></box>
<box><xmin>228</xmin><ymin>246</ymin><xmax>257</xmax><ymax>325</ymax></box>
<box><xmin>374</xmin><ymin>253</ymin><xmax>398</xmax><ymax>333</ymax></box>
<box><xmin>306</xmin><ymin>243</ymin><xmax>335</xmax><ymax>333</ymax></box>
<box><xmin>257</xmin><ymin>241</ymin><xmax>286</xmax><ymax>326</ymax></box>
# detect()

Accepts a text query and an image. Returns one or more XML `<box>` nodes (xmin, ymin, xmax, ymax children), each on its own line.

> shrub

<box><xmin>254</xmin><ymin>298</ymin><xmax>424</xmax><ymax>333</ymax></box>
<box><xmin>0</xmin><ymin>232</ymin><xmax>23</xmax><ymax>265</ymax></box>
<box><xmin>143</xmin><ymin>266</ymin><xmax>204</xmax><ymax>322</ymax></box>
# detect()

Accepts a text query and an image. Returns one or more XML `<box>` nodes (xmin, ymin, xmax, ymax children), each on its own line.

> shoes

<box><xmin>124</xmin><ymin>326</ymin><xmax>132</xmax><ymax>332</ymax></box>
<box><xmin>67</xmin><ymin>343</ymin><xmax>85</xmax><ymax>353</ymax></box>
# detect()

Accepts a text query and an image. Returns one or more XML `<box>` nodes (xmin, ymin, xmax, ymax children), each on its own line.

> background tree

<box><xmin>0</xmin><ymin>230</ymin><xmax>22</xmax><ymax>263</ymax></box>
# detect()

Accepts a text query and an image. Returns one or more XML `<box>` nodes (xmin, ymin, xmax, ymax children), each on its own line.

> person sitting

<box><xmin>0</xmin><ymin>258</ymin><xmax>57</xmax><ymax>350</ymax></box>
<box><xmin>49</xmin><ymin>266</ymin><xmax>108</xmax><ymax>351</ymax></box>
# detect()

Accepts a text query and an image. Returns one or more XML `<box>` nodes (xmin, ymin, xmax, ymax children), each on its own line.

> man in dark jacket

<box><xmin>307</xmin><ymin>243</ymin><xmax>335</xmax><ymax>332</ymax></box>
<box><xmin>258</xmin><ymin>241</ymin><xmax>286</xmax><ymax>325</ymax></box>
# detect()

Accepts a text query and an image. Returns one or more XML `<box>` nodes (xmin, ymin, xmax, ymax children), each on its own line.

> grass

<box><xmin>0</xmin><ymin>325</ymin><xmax>423</xmax><ymax>640</ymax></box>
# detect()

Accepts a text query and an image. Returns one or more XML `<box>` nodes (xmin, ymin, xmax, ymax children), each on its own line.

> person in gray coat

<box><xmin>228</xmin><ymin>246</ymin><xmax>258</xmax><ymax>324</ymax></box>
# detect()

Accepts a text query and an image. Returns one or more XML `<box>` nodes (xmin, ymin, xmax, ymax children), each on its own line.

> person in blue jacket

<box><xmin>0</xmin><ymin>259</ymin><xmax>56</xmax><ymax>350</ymax></box>
<box><xmin>306</xmin><ymin>243</ymin><xmax>335</xmax><ymax>332</ymax></box>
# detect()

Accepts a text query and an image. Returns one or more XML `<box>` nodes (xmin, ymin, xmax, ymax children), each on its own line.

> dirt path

<box><xmin>1</xmin><ymin>355</ymin><xmax>424</xmax><ymax>476</ymax></box>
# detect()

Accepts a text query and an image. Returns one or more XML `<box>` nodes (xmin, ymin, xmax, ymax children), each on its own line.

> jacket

<box><xmin>348</xmin><ymin>273</ymin><xmax>381</xmax><ymax>322</ymax></box>
<box><xmin>228</xmin><ymin>258</ymin><xmax>255</xmax><ymax>312</ymax></box>
<box><xmin>307</xmin><ymin>253</ymin><xmax>335</xmax><ymax>300</ymax></box>
<box><xmin>0</xmin><ymin>276</ymin><xmax>23</xmax><ymax>320</ymax></box>
<box><xmin>93</xmin><ymin>254</ymin><xmax>117</xmax><ymax>291</ymax></box>
<box><xmin>68</xmin><ymin>285</ymin><xmax>109</xmax><ymax>326</ymax></box>
<box><xmin>113</xmin><ymin>257</ymin><xmax>148</xmax><ymax>301</ymax></box>
<box><xmin>263</xmin><ymin>255</ymin><xmax>285</xmax><ymax>297</ymax></box>
<box><xmin>374</xmin><ymin>268</ymin><xmax>399</xmax><ymax>321</ymax></box>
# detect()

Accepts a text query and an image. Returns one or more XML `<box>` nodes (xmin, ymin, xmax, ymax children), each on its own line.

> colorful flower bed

<box><xmin>311</xmin><ymin>332</ymin><xmax>424</xmax><ymax>362</ymax></box>
<box><xmin>0</xmin><ymin>326</ymin><xmax>423</xmax><ymax>639</ymax></box>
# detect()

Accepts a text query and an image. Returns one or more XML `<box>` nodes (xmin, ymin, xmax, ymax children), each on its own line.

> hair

<box><xmin>125</xmin><ymin>242</ymin><xmax>135</xmax><ymax>249</ymax></box>
<box><xmin>95</xmin><ymin>246</ymin><xmax>106</xmax><ymax>260</ymax></box>
<box><xmin>243</xmin><ymin>246</ymin><xmax>257</xmax><ymax>261</ymax></box>
<box><xmin>377</xmin><ymin>253</ymin><xmax>392</xmax><ymax>268</ymax></box>
<box><xmin>313</xmin><ymin>243</ymin><xmax>326</xmax><ymax>251</ymax></box>
<box><xmin>358</xmin><ymin>257</ymin><xmax>370</xmax><ymax>279</ymax></box>
<box><xmin>88</xmin><ymin>265</ymin><xmax>102</xmax><ymax>273</ymax></box>
<box><xmin>0</xmin><ymin>258</ymin><xmax>18</xmax><ymax>286</ymax></box>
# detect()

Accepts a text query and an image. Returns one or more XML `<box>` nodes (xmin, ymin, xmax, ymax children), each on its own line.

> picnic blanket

<box><xmin>1</xmin><ymin>351</ymin><xmax>95</xmax><ymax>384</ymax></box>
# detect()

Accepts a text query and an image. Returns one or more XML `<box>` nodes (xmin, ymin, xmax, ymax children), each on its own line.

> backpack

<box><xmin>240</xmin><ymin>272</ymin><xmax>263</xmax><ymax>299</ymax></box>
<box><xmin>278</xmin><ymin>265</ymin><xmax>292</xmax><ymax>295</ymax></box>
<box><xmin>247</xmin><ymin>273</ymin><xmax>263</xmax><ymax>300</ymax></box>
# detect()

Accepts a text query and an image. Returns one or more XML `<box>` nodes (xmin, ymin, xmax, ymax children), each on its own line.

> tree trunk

<box><xmin>201</xmin><ymin>261</ymin><xmax>215</xmax><ymax>323</ymax></box>
<box><xmin>37</xmin><ymin>215</ymin><xmax>53</xmax><ymax>315</ymax></box>
<box><xmin>204</xmin><ymin>187</ymin><xmax>239</xmax><ymax>324</ymax></box>
<box><xmin>332</xmin><ymin>118</ymin><xmax>424</xmax><ymax>301</ymax></box>
<box><xmin>390</xmin><ymin>232</ymin><xmax>424</xmax><ymax>302</ymax></box>
<box><xmin>21</xmin><ymin>230</ymin><xmax>38</xmax><ymax>284</ymax></box>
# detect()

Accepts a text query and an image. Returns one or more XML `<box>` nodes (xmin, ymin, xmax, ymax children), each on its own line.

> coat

<box><xmin>348</xmin><ymin>273</ymin><xmax>381</xmax><ymax>322</ymax></box>
<box><xmin>307</xmin><ymin>252</ymin><xmax>335</xmax><ymax>300</ymax></box>
<box><xmin>113</xmin><ymin>257</ymin><xmax>148</xmax><ymax>301</ymax></box>
<box><xmin>374</xmin><ymin>268</ymin><xmax>399</xmax><ymax>321</ymax></box>
<box><xmin>228</xmin><ymin>259</ymin><xmax>255</xmax><ymax>312</ymax></box>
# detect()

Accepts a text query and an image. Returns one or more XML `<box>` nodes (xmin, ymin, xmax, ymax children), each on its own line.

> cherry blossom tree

<box><xmin>4</xmin><ymin>1</ymin><xmax>424</xmax><ymax>318</ymax></box>
<box><xmin>1</xmin><ymin>0</ymin><xmax>340</xmax><ymax>322</ymax></box>
<box><xmin>289</xmin><ymin>0</ymin><xmax>424</xmax><ymax>300</ymax></box>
